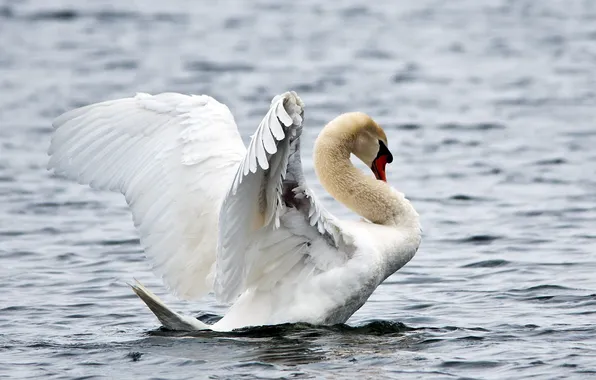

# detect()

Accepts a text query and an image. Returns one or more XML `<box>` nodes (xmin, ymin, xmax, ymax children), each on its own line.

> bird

<box><xmin>47</xmin><ymin>91</ymin><xmax>421</xmax><ymax>332</ymax></box>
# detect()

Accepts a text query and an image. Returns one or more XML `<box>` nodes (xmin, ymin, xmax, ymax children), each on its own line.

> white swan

<box><xmin>48</xmin><ymin>91</ymin><xmax>421</xmax><ymax>331</ymax></box>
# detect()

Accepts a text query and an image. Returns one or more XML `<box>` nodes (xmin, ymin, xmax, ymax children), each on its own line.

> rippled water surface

<box><xmin>1</xmin><ymin>0</ymin><xmax>596</xmax><ymax>378</ymax></box>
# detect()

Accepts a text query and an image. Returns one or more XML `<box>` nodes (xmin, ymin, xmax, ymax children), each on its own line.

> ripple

<box><xmin>438</xmin><ymin>122</ymin><xmax>506</xmax><ymax>130</ymax></box>
<box><xmin>448</xmin><ymin>194</ymin><xmax>490</xmax><ymax>201</ymax></box>
<box><xmin>393</xmin><ymin>123</ymin><xmax>422</xmax><ymax>130</ymax></box>
<box><xmin>514</xmin><ymin>284</ymin><xmax>576</xmax><ymax>292</ymax></box>
<box><xmin>0</xmin><ymin>175</ymin><xmax>15</xmax><ymax>182</ymax></box>
<box><xmin>456</xmin><ymin>235</ymin><xmax>502</xmax><ymax>244</ymax></box>
<box><xmin>104</xmin><ymin>60</ymin><xmax>138</xmax><ymax>71</ymax></box>
<box><xmin>27</xmin><ymin>201</ymin><xmax>103</xmax><ymax>212</ymax></box>
<box><xmin>0</xmin><ymin>6</ymin><xmax>12</xmax><ymax>19</ymax></box>
<box><xmin>462</xmin><ymin>259</ymin><xmax>510</xmax><ymax>268</ymax></box>
<box><xmin>292</xmin><ymin>77</ymin><xmax>346</xmax><ymax>93</ymax></box>
<box><xmin>21</xmin><ymin>9</ymin><xmax>135</xmax><ymax>22</ymax></box>
<box><xmin>0</xmin><ymin>7</ymin><xmax>188</xmax><ymax>24</ymax></box>
<box><xmin>392</xmin><ymin>63</ymin><xmax>420</xmax><ymax>83</ymax></box>
<box><xmin>1</xmin><ymin>305</ymin><xmax>28</xmax><ymax>312</ymax></box>
<box><xmin>3</xmin><ymin>250</ymin><xmax>37</xmax><ymax>259</ymax></box>
<box><xmin>441</xmin><ymin>360</ymin><xmax>502</xmax><ymax>369</ymax></box>
<box><xmin>456</xmin><ymin>335</ymin><xmax>485</xmax><ymax>341</ymax></box>
<box><xmin>533</xmin><ymin>158</ymin><xmax>567</xmax><ymax>166</ymax></box>
<box><xmin>98</xmin><ymin>238</ymin><xmax>140</xmax><ymax>246</ymax></box>
<box><xmin>185</xmin><ymin>60</ymin><xmax>255</xmax><ymax>73</ymax></box>
<box><xmin>355</xmin><ymin>49</ymin><xmax>393</xmax><ymax>60</ymax></box>
<box><xmin>26</xmin><ymin>10</ymin><xmax>80</xmax><ymax>21</ymax></box>
<box><xmin>441</xmin><ymin>137</ymin><xmax>480</xmax><ymax>146</ymax></box>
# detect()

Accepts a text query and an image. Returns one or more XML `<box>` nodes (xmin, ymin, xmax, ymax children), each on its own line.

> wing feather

<box><xmin>215</xmin><ymin>92</ymin><xmax>353</xmax><ymax>304</ymax></box>
<box><xmin>48</xmin><ymin>92</ymin><xmax>245</xmax><ymax>300</ymax></box>
<box><xmin>50</xmin><ymin>90</ymin><xmax>354</xmax><ymax>306</ymax></box>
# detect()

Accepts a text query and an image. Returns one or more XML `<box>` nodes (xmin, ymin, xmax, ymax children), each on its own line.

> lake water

<box><xmin>1</xmin><ymin>0</ymin><xmax>595</xmax><ymax>378</ymax></box>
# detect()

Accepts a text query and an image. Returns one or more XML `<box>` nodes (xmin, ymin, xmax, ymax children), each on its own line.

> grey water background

<box><xmin>1</xmin><ymin>0</ymin><xmax>595</xmax><ymax>378</ymax></box>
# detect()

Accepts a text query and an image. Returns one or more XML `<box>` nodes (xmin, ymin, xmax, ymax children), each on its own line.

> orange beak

<box><xmin>371</xmin><ymin>155</ymin><xmax>389</xmax><ymax>182</ymax></box>
<box><xmin>371</xmin><ymin>141</ymin><xmax>393</xmax><ymax>182</ymax></box>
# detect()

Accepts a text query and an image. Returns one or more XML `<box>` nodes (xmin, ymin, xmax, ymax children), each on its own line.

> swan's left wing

<box><xmin>216</xmin><ymin>92</ymin><xmax>354</xmax><ymax>303</ymax></box>
<box><xmin>48</xmin><ymin>92</ymin><xmax>245</xmax><ymax>300</ymax></box>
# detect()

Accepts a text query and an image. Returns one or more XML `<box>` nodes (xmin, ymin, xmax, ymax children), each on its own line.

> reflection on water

<box><xmin>143</xmin><ymin>320</ymin><xmax>413</xmax><ymax>366</ymax></box>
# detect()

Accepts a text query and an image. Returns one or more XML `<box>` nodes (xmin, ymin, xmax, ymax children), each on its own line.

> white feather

<box><xmin>49</xmin><ymin>90</ymin><xmax>421</xmax><ymax>332</ymax></box>
<box><xmin>48</xmin><ymin>93</ymin><xmax>245</xmax><ymax>300</ymax></box>
<box><xmin>215</xmin><ymin>92</ymin><xmax>352</xmax><ymax>305</ymax></box>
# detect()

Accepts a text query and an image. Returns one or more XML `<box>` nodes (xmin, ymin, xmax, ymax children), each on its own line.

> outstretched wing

<box><xmin>216</xmin><ymin>92</ymin><xmax>354</xmax><ymax>303</ymax></box>
<box><xmin>48</xmin><ymin>92</ymin><xmax>245</xmax><ymax>300</ymax></box>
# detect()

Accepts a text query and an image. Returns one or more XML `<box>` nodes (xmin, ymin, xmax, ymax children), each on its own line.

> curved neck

<box><xmin>313</xmin><ymin>118</ymin><xmax>416</xmax><ymax>226</ymax></box>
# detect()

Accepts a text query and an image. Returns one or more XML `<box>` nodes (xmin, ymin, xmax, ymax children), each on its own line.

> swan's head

<box><xmin>347</xmin><ymin>113</ymin><xmax>393</xmax><ymax>182</ymax></box>
<box><xmin>314</xmin><ymin>112</ymin><xmax>399</xmax><ymax>224</ymax></box>
<box><xmin>315</xmin><ymin>112</ymin><xmax>394</xmax><ymax>182</ymax></box>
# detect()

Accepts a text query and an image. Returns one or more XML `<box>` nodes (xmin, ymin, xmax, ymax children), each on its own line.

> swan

<box><xmin>48</xmin><ymin>91</ymin><xmax>421</xmax><ymax>331</ymax></box>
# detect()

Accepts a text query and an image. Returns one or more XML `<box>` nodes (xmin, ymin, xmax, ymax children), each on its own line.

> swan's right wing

<box><xmin>216</xmin><ymin>92</ymin><xmax>355</xmax><ymax>304</ymax></box>
<box><xmin>48</xmin><ymin>92</ymin><xmax>245</xmax><ymax>300</ymax></box>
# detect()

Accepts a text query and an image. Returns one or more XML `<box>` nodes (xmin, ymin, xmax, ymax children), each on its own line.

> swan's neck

<box><xmin>313</xmin><ymin>122</ymin><xmax>416</xmax><ymax>227</ymax></box>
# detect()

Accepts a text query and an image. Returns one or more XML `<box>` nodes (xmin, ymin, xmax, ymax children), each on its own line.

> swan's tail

<box><xmin>130</xmin><ymin>280</ymin><xmax>209</xmax><ymax>331</ymax></box>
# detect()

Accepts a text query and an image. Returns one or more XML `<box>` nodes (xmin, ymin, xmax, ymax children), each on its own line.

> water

<box><xmin>1</xmin><ymin>0</ymin><xmax>595</xmax><ymax>378</ymax></box>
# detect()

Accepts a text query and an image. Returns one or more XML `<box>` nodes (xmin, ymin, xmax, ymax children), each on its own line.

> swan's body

<box><xmin>48</xmin><ymin>91</ymin><xmax>421</xmax><ymax>331</ymax></box>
